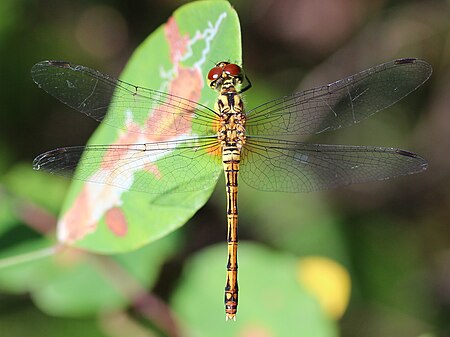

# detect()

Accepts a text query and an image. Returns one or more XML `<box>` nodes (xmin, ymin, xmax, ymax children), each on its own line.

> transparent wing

<box><xmin>246</xmin><ymin>58</ymin><xmax>432</xmax><ymax>136</ymax></box>
<box><xmin>33</xmin><ymin>137</ymin><xmax>223</xmax><ymax>193</ymax></box>
<box><xmin>31</xmin><ymin>61</ymin><xmax>218</xmax><ymax>136</ymax></box>
<box><xmin>240</xmin><ymin>137</ymin><xmax>428</xmax><ymax>192</ymax></box>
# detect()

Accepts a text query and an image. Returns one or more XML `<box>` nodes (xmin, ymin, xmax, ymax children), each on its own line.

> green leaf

<box><xmin>171</xmin><ymin>242</ymin><xmax>337</xmax><ymax>337</ymax></box>
<box><xmin>0</xmin><ymin>303</ymin><xmax>109</xmax><ymax>337</ymax></box>
<box><xmin>0</xmin><ymin>238</ymin><xmax>56</xmax><ymax>294</ymax></box>
<box><xmin>0</xmin><ymin>186</ymin><xmax>19</xmax><ymax>236</ymax></box>
<box><xmin>238</xmin><ymin>185</ymin><xmax>349</xmax><ymax>262</ymax></box>
<box><xmin>1</xmin><ymin>163</ymin><xmax>69</xmax><ymax>214</ymax></box>
<box><xmin>31</xmin><ymin>232</ymin><xmax>179</xmax><ymax>316</ymax></box>
<box><xmin>0</xmin><ymin>229</ymin><xmax>179</xmax><ymax>316</ymax></box>
<box><xmin>56</xmin><ymin>1</ymin><xmax>242</xmax><ymax>252</ymax></box>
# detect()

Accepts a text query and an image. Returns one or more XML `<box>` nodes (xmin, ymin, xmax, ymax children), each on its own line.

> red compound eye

<box><xmin>207</xmin><ymin>66</ymin><xmax>223</xmax><ymax>81</ymax></box>
<box><xmin>223</xmin><ymin>63</ymin><xmax>241</xmax><ymax>76</ymax></box>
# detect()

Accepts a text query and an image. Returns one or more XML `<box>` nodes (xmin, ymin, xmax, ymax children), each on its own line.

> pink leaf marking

<box><xmin>105</xmin><ymin>207</ymin><xmax>128</xmax><ymax>237</ymax></box>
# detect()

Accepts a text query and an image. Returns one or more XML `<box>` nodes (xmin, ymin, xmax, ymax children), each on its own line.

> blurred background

<box><xmin>0</xmin><ymin>0</ymin><xmax>449</xmax><ymax>336</ymax></box>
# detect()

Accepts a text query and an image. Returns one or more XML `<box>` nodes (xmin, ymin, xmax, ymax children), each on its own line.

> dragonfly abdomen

<box><xmin>223</xmin><ymin>144</ymin><xmax>240</xmax><ymax>320</ymax></box>
<box><xmin>220</xmin><ymin>91</ymin><xmax>243</xmax><ymax>321</ymax></box>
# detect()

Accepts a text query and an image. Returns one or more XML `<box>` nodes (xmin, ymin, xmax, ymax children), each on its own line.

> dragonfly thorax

<box><xmin>216</xmin><ymin>90</ymin><xmax>246</xmax><ymax>149</ymax></box>
<box><xmin>218</xmin><ymin>113</ymin><xmax>246</xmax><ymax>149</ymax></box>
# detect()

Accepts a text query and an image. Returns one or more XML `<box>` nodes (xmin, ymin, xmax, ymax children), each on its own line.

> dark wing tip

<box><xmin>395</xmin><ymin>148</ymin><xmax>428</xmax><ymax>173</ymax></box>
<box><xmin>395</xmin><ymin>148</ymin><xmax>417</xmax><ymax>158</ymax></box>
<box><xmin>394</xmin><ymin>58</ymin><xmax>418</xmax><ymax>65</ymax></box>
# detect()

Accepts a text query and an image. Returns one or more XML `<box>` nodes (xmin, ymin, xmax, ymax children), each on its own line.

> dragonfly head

<box><xmin>207</xmin><ymin>62</ymin><xmax>243</xmax><ymax>91</ymax></box>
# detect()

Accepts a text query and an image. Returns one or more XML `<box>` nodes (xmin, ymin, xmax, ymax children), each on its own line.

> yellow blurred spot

<box><xmin>297</xmin><ymin>256</ymin><xmax>351</xmax><ymax>319</ymax></box>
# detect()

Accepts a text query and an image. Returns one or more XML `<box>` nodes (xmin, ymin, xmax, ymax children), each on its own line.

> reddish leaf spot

<box><xmin>59</xmin><ymin>187</ymin><xmax>97</xmax><ymax>243</ymax></box>
<box><xmin>165</xmin><ymin>17</ymin><xmax>189</xmax><ymax>64</ymax></box>
<box><xmin>105</xmin><ymin>207</ymin><xmax>128</xmax><ymax>237</ymax></box>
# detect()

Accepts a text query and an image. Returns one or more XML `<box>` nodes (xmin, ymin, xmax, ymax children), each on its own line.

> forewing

<box><xmin>246</xmin><ymin>58</ymin><xmax>432</xmax><ymax>136</ymax></box>
<box><xmin>33</xmin><ymin>137</ymin><xmax>222</xmax><ymax>193</ymax></box>
<box><xmin>240</xmin><ymin>137</ymin><xmax>428</xmax><ymax>192</ymax></box>
<box><xmin>31</xmin><ymin>61</ymin><xmax>218</xmax><ymax>136</ymax></box>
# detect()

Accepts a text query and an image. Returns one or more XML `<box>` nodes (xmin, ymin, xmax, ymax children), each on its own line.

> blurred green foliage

<box><xmin>0</xmin><ymin>0</ymin><xmax>449</xmax><ymax>337</ymax></box>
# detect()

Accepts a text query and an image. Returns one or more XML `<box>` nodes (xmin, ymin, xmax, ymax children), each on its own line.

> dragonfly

<box><xmin>31</xmin><ymin>57</ymin><xmax>432</xmax><ymax>320</ymax></box>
